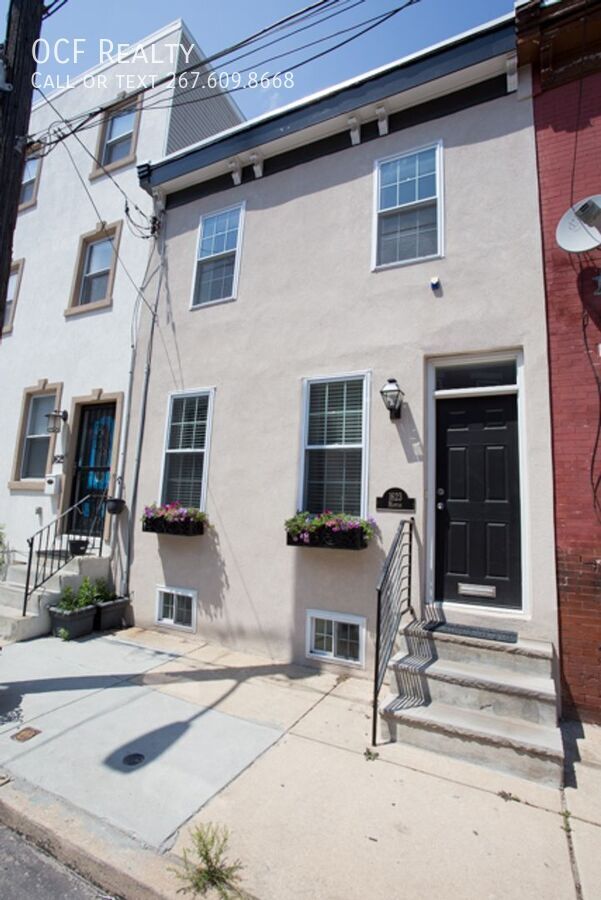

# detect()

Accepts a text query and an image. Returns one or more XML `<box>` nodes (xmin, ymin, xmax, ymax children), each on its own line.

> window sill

<box><xmin>306</xmin><ymin>651</ymin><xmax>364</xmax><ymax>669</ymax></box>
<box><xmin>8</xmin><ymin>479</ymin><xmax>44</xmax><ymax>492</ymax></box>
<box><xmin>1</xmin><ymin>325</ymin><xmax>13</xmax><ymax>336</ymax></box>
<box><xmin>371</xmin><ymin>252</ymin><xmax>443</xmax><ymax>273</ymax></box>
<box><xmin>155</xmin><ymin>619</ymin><xmax>195</xmax><ymax>633</ymax></box>
<box><xmin>89</xmin><ymin>154</ymin><xmax>137</xmax><ymax>180</ymax></box>
<box><xmin>64</xmin><ymin>298</ymin><xmax>113</xmax><ymax>318</ymax></box>
<box><xmin>189</xmin><ymin>295</ymin><xmax>237</xmax><ymax>311</ymax></box>
<box><xmin>18</xmin><ymin>199</ymin><xmax>37</xmax><ymax>214</ymax></box>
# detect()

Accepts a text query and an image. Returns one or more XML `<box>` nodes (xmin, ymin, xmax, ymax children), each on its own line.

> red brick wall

<box><xmin>533</xmin><ymin>72</ymin><xmax>601</xmax><ymax>723</ymax></box>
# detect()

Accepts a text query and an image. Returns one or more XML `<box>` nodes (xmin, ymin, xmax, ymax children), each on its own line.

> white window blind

<box><xmin>21</xmin><ymin>394</ymin><xmax>55</xmax><ymax>478</ymax></box>
<box><xmin>303</xmin><ymin>378</ymin><xmax>365</xmax><ymax>516</ymax></box>
<box><xmin>162</xmin><ymin>393</ymin><xmax>210</xmax><ymax>507</ymax></box>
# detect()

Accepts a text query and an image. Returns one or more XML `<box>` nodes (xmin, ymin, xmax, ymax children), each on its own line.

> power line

<box><xmin>42</xmin><ymin>0</ymin><xmax>69</xmax><ymax>19</ymax></box>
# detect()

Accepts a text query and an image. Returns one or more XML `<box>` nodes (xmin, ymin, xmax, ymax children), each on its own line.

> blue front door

<box><xmin>69</xmin><ymin>403</ymin><xmax>116</xmax><ymax>536</ymax></box>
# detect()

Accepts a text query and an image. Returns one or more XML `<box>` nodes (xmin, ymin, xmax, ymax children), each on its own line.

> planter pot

<box><xmin>287</xmin><ymin>527</ymin><xmax>367</xmax><ymax>550</ymax></box>
<box><xmin>106</xmin><ymin>498</ymin><xmax>126</xmax><ymax>515</ymax></box>
<box><xmin>142</xmin><ymin>519</ymin><xmax>205</xmax><ymax>536</ymax></box>
<box><xmin>68</xmin><ymin>539</ymin><xmax>89</xmax><ymax>556</ymax></box>
<box><xmin>49</xmin><ymin>604</ymin><xmax>96</xmax><ymax>640</ymax></box>
<box><xmin>94</xmin><ymin>597</ymin><xmax>130</xmax><ymax>631</ymax></box>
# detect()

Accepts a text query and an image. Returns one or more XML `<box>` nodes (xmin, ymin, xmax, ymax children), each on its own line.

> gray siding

<box><xmin>165</xmin><ymin>42</ymin><xmax>243</xmax><ymax>154</ymax></box>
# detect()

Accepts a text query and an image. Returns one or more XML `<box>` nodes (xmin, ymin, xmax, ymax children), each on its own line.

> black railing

<box><xmin>371</xmin><ymin>518</ymin><xmax>414</xmax><ymax>745</ymax></box>
<box><xmin>22</xmin><ymin>492</ymin><xmax>107</xmax><ymax>617</ymax></box>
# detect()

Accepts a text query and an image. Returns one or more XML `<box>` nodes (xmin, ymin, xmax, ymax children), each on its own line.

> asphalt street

<box><xmin>0</xmin><ymin>823</ymin><xmax>111</xmax><ymax>899</ymax></box>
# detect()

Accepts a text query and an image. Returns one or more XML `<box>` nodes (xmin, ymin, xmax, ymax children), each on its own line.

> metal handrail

<box><xmin>22</xmin><ymin>491</ymin><xmax>108</xmax><ymax>617</ymax></box>
<box><xmin>371</xmin><ymin>517</ymin><xmax>414</xmax><ymax>745</ymax></box>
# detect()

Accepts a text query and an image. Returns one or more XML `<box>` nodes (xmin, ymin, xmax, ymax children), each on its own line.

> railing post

<box><xmin>372</xmin><ymin>584</ymin><xmax>383</xmax><ymax>746</ymax></box>
<box><xmin>22</xmin><ymin>536</ymin><xmax>34</xmax><ymax>617</ymax></box>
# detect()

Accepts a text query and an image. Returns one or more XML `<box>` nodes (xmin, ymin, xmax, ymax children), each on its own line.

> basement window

<box><xmin>306</xmin><ymin>609</ymin><xmax>366</xmax><ymax>667</ymax></box>
<box><xmin>156</xmin><ymin>587</ymin><xmax>196</xmax><ymax>630</ymax></box>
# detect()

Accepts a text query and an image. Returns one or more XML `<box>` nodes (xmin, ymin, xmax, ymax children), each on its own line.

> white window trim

<box><xmin>425</xmin><ymin>350</ymin><xmax>530</xmax><ymax>620</ymax></box>
<box><xmin>189</xmin><ymin>202</ymin><xmax>246</xmax><ymax>310</ymax></box>
<box><xmin>20</xmin><ymin>393</ymin><xmax>55</xmax><ymax>480</ymax></box>
<box><xmin>297</xmin><ymin>370</ymin><xmax>371</xmax><ymax>518</ymax></box>
<box><xmin>305</xmin><ymin>609</ymin><xmax>366</xmax><ymax>668</ymax></box>
<box><xmin>371</xmin><ymin>140</ymin><xmax>444</xmax><ymax>272</ymax></box>
<box><xmin>158</xmin><ymin>387</ymin><xmax>215</xmax><ymax>511</ymax></box>
<box><xmin>156</xmin><ymin>585</ymin><xmax>197</xmax><ymax>631</ymax></box>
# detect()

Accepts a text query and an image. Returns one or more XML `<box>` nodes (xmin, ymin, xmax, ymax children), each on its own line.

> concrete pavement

<box><xmin>0</xmin><ymin>626</ymin><xmax>599</xmax><ymax>899</ymax></box>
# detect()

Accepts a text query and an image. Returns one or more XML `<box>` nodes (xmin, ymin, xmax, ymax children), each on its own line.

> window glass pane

<box><xmin>19</xmin><ymin>180</ymin><xmax>34</xmax><ymax>206</ymax></box>
<box><xmin>160</xmin><ymin>591</ymin><xmax>175</xmax><ymax>620</ymax></box>
<box><xmin>304</xmin><ymin>448</ymin><xmax>362</xmax><ymax>515</ymax></box>
<box><xmin>81</xmin><ymin>272</ymin><xmax>109</xmax><ymax>305</ymax></box>
<box><xmin>313</xmin><ymin>618</ymin><xmax>333</xmax><ymax>653</ymax></box>
<box><xmin>104</xmin><ymin>137</ymin><xmax>132</xmax><ymax>166</ymax></box>
<box><xmin>418</xmin><ymin>147</ymin><xmax>436</xmax><ymax>175</ymax></box>
<box><xmin>169</xmin><ymin>395</ymin><xmax>208</xmax><ymax>450</ymax></box>
<box><xmin>163</xmin><ymin>453</ymin><xmax>204</xmax><ymax>507</ymax></box>
<box><xmin>335</xmin><ymin>622</ymin><xmax>360</xmax><ymax>661</ymax></box>
<box><xmin>7</xmin><ymin>271</ymin><xmax>18</xmax><ymax>304</ymax></box>
<box><xmin>86</xmin><ymin>238</ymin><xmax>113</xmax><ymax>274</ymax></box>
<box><xmin>3</xmin><ymin>300</ymin><xmax>12</xmax><ymax>329</ymax></box>
<box><xmin>417</xmin><ymin>173</ymin><xmax>436</xmax><ymax>200</ymax></box>
<box><xmin>377</xmin><ymin>202</ymin><xmax>437</xmax><ymax>265</ymax></box>
<box><xmin>308</xmin><ymin>380</ymin><xmax>363</xmax><ymax>446</ymax></box>
<box><xmin>199</xmin><ymin>208</ymin><xmax>240</xmax><ymax>259</ymax></box>
<box><xmin>107</xmin><ymin>108</ymin><xmax>136</xmax><ymax>141</ymax></box>
<box><xmin>29</xmin><ymin>395</ymin><xmax>55</xmax><ymax>435</ymax></box>
<box><xmin>435</xmin><ymin>362</ymin><xmax>517</xmax><ymax>391</ymax></box>
<box><xmin>174</xmin><ymin>594</ymin><xmax>193</xmax><ymax>627</ymax></box>
<box><xmin>22</xmin><ymin>436</ymin><xmax>50</xmax><ymax>478</ymax></box>
<box><xmin>194</xmin><ymin>255</ymin><xmax>235</xmax><ymax>305</ymax></box>
<box><xmin>21</xmin><ymin>157</ymin><xmax>38</xmax><ymax>185</ymax></box>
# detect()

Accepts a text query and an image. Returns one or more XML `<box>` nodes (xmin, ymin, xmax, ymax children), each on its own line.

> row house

<box><xmin>125</xmin><ymin>15</ymin><xmax>564</xmax><ymax>783</ymax></box>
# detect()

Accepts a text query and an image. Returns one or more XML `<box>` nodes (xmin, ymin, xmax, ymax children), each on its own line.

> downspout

<box><xmin>122</xmin><ymin>189</ymin><xmax>166</xmax><ymax>596</ymax></box>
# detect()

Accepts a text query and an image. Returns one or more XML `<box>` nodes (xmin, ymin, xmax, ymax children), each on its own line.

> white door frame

<box><xmin>425</xmin><ymin>350</ymin><xmax>530</xmax><ymax>620</ymax></box>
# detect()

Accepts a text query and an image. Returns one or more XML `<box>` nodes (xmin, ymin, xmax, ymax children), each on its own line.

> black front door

<box><xmin>435</xmin><ymin>395</ymin><xmax>521</xmax><ymax>609</ymax></box>
<box><xmin>69</xmin><ymin>403</ymin><xmax>116</xmax><ymax>536</ymax></box>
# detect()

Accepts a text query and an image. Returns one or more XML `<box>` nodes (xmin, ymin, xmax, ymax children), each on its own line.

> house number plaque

<box><xmin>376</xmin><ymin>487</ymin><xmax>415</xmax><ymax>513</ymax></box>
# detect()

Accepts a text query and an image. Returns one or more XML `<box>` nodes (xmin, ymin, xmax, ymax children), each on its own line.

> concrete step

<box><xmin>379</xmin><ymin>696</ymin><xmax>563</xmax><ymax>787</ymax></box>
<box><xmin>389</xmin><ymin>654</ymin><xmax>557</xmax><ymax>726</ymax></box>
<box><xmin>0</xmin><ymin>603</ymin><xmax>50</xmax><ymax>642</ymax></box>
<box><xmin>400</xmin><ymin>622</ymin><xmax>553</xmax><ymax>677</ymax></box>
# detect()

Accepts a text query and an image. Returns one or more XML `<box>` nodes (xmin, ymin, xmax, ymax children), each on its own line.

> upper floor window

<box><xmin>161</xmin><ymin>391</ymin><xmax>213</xmax><ymax>508</ymax></box>
<box><xmin>66</xmin><ymin>221</ymin><xmax>122</xmax><ymax>317</ymax></box>
<box><xmin>102</xmin><ymin>107</ymin><xmax>137</xmax><ymax>166</ymax></box>
<box><xmin>301</xmin><ymin>375</ymin><xmax>368</xmax><ymax>517</ymax></box>
<box><xmin>19</xmin><ymin>155</ymin><xmax>41</xmax><ymax>210</ymax></box>
<box><xmin>91</xmin><ymin>103</ymin><xmax>140</xmax><ymax>177</ymax></box>
<box><xmin>2</xmin><ymin>260</ymin><xmax>23</xmax><ymax>335</ymax></box>
<box><xmin>375</xmin><ymin>144</ymin><xmax>441</xmax><ymax>268</ymax></box>
<box><xmin>192</xmin><ymin>204</ymin><xmax>244</xmax><ymax>308</ymax></box>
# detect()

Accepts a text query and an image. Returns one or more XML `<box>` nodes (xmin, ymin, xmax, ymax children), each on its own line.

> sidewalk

<box><xmin>0</xmin><ymin>626</ymin><xmax>599</xmax><ymax>899</ymax></box>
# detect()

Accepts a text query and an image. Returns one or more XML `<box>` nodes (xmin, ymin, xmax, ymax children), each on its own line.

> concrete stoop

<box><xmin>379</xmin><ymin>623</ymin><xmax>563</xmax><ymax>786</ymax></box>
<box><xmin>0</xmin><ymin>557</ymin><xmax>112</xmax><ymax>643</ymax></box>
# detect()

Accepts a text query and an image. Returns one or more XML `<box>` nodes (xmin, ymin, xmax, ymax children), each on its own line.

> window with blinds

<box><xmin>303</xmin><ymin>377</ymin><xmax>366</xmax><ymax>516</ymax></box>
<box><xmin>161</xmin><ymin>392</ymin><xmax>212</xmax><ymax>508</ymax></box>
<box><xmin>375</xmin><ymin>144</ymin><xmax>440</xmax><ymax>267</ymax></box>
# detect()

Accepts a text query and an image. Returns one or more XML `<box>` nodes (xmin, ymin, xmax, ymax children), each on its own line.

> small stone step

<box><xmin>380</xmin><ymin>696</ymin><xmax>563</xmax><ymax>786</ymax></box>
<box><xmin>400</xmin><ymin>622</ymin><xmax>553</xmax><ymax>677</ymax></box>
<box><xmin>389</xmin><ymin>655</ymin><xmax>557</xmax><ymax>726</ymax></box>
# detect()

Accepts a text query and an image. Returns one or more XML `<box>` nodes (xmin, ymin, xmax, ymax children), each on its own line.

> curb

<box><xmin>0</xmin><ymin>774</ymin><xmax>182</xmax><ymax>900</ymax></box>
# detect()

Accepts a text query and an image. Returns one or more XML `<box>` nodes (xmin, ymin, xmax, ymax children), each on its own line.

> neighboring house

<box><xmin>0</xmin><ymin>20</ymin><xmax>242</xmax><ymax>638</ymax></box>
<box><xmin>517</xmin><ymin>0</ymin><xmax>601</xmax><ymax>725</ymax></box>
<box><xmin>129</xmin><ymin>15</ymin><xmax>563</xmax><ymax>782</ymax></box>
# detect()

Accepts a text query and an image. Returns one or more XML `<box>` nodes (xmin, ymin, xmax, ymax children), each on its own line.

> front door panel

<box><xmin>69</xmin><ymin>403</ymin><xmax>116</xmax><ymax>536</ymax></box>
<box><xmin>435</xmin><ymin>395</ymin><xmax>521</xmax><ymax>608</ymax></box>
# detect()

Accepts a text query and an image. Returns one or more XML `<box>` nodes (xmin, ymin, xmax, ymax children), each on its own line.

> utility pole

<box><xmin>0</xmin><ymin>0</ymin><xmax>45</xmax><ymax>338</ymax></box>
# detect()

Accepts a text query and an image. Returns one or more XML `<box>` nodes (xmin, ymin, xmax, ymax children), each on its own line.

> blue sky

<box><xmin>1</xmin><ymin>1</ymin><xmax>513</xmax><ymax>119</ymax></box>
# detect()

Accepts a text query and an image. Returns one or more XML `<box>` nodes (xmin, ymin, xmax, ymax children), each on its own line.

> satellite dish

<box><xmin>556</xmin><ymin>194</ymin><xmax>601</xmax><ymax>253</ymax></box>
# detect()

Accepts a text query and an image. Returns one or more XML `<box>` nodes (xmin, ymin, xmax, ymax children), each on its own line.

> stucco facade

<box><xmin>126</xmin><ymin>25</ymin><xmax>557</xmax><ymax>677</ymax></box>
<box><xmin>0</xmin><ymin>21</ymin><xmax>241</xmax><ymax>563</ymax></box>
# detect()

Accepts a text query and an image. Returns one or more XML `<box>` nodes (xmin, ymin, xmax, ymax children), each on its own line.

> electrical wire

<box><xmin>43</xmin><ymin>0</ymin><xmax>69</xmax><ymax>19</ymax></box>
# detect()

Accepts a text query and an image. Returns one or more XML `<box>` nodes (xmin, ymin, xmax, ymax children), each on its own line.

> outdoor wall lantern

<box><xmin>380</xmin><ymin>378</ymin><xmax>404</xmax><ymax>420</ymax></box>
<box><xmin>45</xmin><ymin>409</ymin><xmax>68</xmax><ymax>434</ymax></box>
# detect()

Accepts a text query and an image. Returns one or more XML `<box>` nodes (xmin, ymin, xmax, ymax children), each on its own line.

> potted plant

<box><xmin>106</xmin><ymin>497</ymin><xmax>126</xmax><ymax>515</ymax></box>
<box><xmin>92</xmin><ymin>578</ymin><xmax>130</xmax><ymax>631</ymax></box>
<box><xmin>48</xmin><ymin>581</ymin><xmax>96</xmax><ymax>639</ymax></box>
<box><xmin>68</xmin><ymin>538</ymin><xmax>89</xmax><ymax>556</ymax></box>
<box><xmin>142</xmin><ymin>502</ymin><xmax>207</xmax><ymax>536</ymax></box>
<box><xmin>285</xmin><ymin>511</ymin><xmax>377</xmax><ymax>550</ymax></box>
